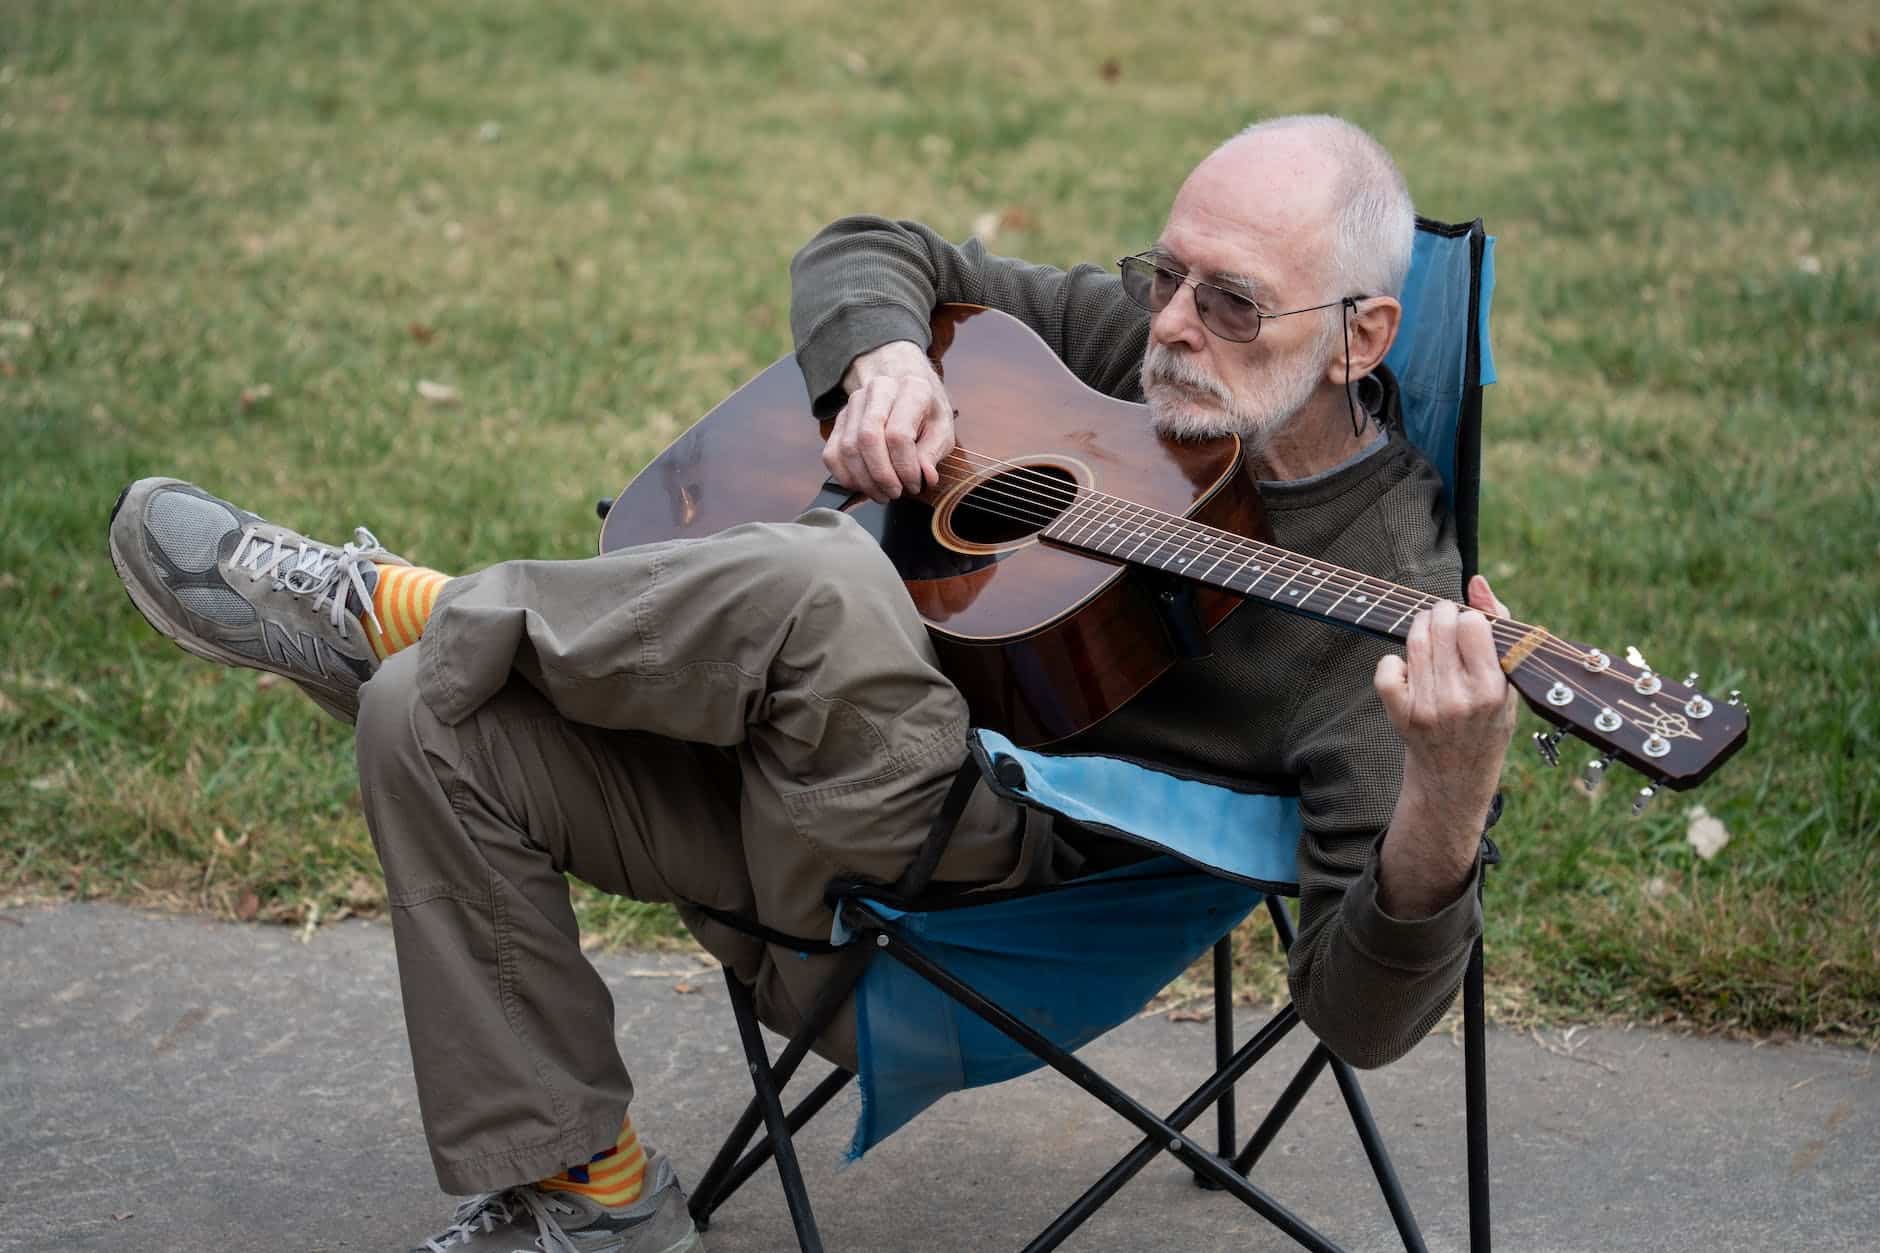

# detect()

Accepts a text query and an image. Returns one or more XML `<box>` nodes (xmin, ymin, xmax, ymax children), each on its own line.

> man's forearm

<box><xmin>1375</xmin><ymin>771</ymin><xmax>1494</xmax><ymax>918</ymax></box>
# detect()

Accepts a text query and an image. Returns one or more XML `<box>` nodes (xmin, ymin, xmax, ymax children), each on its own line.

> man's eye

<box><xmin>1219</xmin><ymin>290</ymin><xmax>1257</xmax><ymax>312</ymax></box>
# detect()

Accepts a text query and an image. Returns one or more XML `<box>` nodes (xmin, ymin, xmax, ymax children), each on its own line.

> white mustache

<box><xmin>1143</xmin><ymin>345</ymin><xmax>1231</xmax><ymax>404</ymax></box>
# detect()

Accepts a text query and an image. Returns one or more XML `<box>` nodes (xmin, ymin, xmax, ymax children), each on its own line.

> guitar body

<box><xmin>599</xmin><ymin>304</ymin><xmax>1269</xmax><ymax>746</ymax></box>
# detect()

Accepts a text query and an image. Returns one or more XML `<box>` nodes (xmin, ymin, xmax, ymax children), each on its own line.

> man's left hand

<box><xmin>1371</xmin><ymin>574</ymin><xmax>1520</xmax><ymax>918</ymax></box>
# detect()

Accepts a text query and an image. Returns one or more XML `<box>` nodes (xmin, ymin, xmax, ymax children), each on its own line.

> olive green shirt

<box><xmin>789</xmin><ymin>216</ymin><xmax>1484</xmax><ymax>1068</ymax></box>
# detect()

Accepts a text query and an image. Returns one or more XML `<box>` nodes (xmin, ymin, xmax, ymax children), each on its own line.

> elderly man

<box><xmin>108</xmin><ymin>114</ymin><xmax>1516</xmax><ymax>1253</ymax></box>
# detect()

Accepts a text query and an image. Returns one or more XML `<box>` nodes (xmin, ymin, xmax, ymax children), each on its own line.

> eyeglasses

<box><xmin>1117</xmin><ymin>254</ymin><xmax>1354</xmax><ymax>343</ymax></box>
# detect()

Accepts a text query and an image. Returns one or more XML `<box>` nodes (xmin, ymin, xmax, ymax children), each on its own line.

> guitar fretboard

<box><xmin>1040</xmin><ymin>488</ymin><xmax>1446</xmax><ymax>645</ymax></box>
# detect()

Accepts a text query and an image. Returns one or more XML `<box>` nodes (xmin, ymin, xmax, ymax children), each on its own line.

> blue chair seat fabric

<box><xmin>840</xmin><ymin>729</ymin><xmax>1305</xmax><ymax>1159</ymax></box>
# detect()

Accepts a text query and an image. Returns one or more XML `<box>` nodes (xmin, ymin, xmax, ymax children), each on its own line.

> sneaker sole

<box><xmin>107</xmin><ymin>484</ymin><xmax>361</xmax><ymax>725</ymax></box>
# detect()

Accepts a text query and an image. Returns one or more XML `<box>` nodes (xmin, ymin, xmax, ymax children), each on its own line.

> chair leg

<box><xmin>1326</xmin><ymin>1053</ymin><xmax>1429</xmax><ymax>1253</ymax></box>
<box><xmin>1212</xmin><ymin>935</ymin><xmax>1236</xmax><ymax>1157</ymax></box>
<box><xmin>713</xmin><ymin>1068</ymin><xmax>853</xmax><ymax>1208</ymax></box>
<box><xmin>690</xmin><ymin>948</ymin><xmax>871</xmax><ymax>1229</ymax></box>
<box><xmin>1465</xmin><ymin>932</ymin><xmax>1491</xmax><ymax>1253</ymax></box>
<box><xmin>1191</xmin><ymin>934</ymin><xmax>1237</xmax><ymax>1189</ymax></box>
<box><xmin>1234</xmin><ymin>1043</ymin><xmax>1331</xmax><ymax>1173</ymax></box>
<box><xmin>1025</xmin><ymin>1006</ymin><xmax>1302</xmax><ymax>1253</ymax></box>
<box><xmin>723</xmin><ymin>972</ymin><xmax>826</xmax><ymax>1253</ymax></box>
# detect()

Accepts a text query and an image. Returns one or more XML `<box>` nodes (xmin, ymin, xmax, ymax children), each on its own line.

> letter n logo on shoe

<box><xmin>265</xmin><ymin>621</ymin><xmax>327</xmax><ymax>678</ymax></box>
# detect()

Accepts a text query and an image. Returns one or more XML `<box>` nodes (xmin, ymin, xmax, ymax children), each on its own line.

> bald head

<box><xmin>1171</xmin><ymin>115</ymin><xmax>1415</xmax><ymax>303</ymax></box>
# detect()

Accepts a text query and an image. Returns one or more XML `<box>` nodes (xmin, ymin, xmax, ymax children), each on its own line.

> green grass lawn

<box><xmin>2</xmin><ymin>0</ymin><xmax>1875</xmax><ymax>1043</ymax></box>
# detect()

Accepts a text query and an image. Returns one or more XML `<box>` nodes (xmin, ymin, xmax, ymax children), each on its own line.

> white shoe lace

<box><xmin>419</xmin><ymin>1186</ymin><xmax>584</xmax><ymax>1253</ymax></box>
<box><xmin>229</xmin><ymin>524</ymin><xmax>387</xmax><ymax>642</ymax></box>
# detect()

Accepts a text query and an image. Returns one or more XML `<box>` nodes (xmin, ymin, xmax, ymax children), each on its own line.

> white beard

<box><xmin>1141</xmin><ymin>324</ymin><xmax>1338</xmax><ymax>450</ymax></box>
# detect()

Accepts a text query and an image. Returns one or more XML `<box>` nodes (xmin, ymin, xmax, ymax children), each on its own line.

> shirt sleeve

<box><xmin>788</xmin><ymin>215</ymin><xmax>1149</xmax><ymax>414</ymax></box>
<box><xmin>1282</xmin><ymin>549</ymin><xmax>1485</xmax><ymax>1070</ymax></box>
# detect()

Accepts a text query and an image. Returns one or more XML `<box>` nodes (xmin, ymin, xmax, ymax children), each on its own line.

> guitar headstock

<box><xmin>1504</xmin><ymin>632</ymin><xmax>1749</xmax><ymax>807</ymax></box>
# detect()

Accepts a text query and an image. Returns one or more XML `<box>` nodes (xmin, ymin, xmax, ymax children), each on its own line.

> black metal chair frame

<box><xmin>686</xmin><ymin>847</ymin><xmax>1496</xmax><ymax>1253</ymax></box>
<box><xmin>669</xmin><ymin>216</ymin><xmax>1497</xmax><ymax>1253</ymax></box>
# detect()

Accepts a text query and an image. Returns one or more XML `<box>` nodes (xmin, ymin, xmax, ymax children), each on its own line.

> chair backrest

<box><xmin>1383</xmin><ymin>217</ymin><xmax>1496</xmax><ymax>584</ymax></box>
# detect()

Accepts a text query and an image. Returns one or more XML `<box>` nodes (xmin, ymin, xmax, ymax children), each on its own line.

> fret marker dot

<box><xmin>1288</xmin><ymin>588</ymin><xmax>1300</xmax><ymax>597</ymax></box>
<box><xmin>1355</xmin><ymin>594</ymin><xmax>1368</xmax><ymax>603</ymax></box>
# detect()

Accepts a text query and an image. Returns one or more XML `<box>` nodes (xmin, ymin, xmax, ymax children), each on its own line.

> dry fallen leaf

<box><xmin>408</xmin><ymin>321</ymin><xmax>436</xmax><ymax>344</ymax></box>
<box><xmin>236</xmin><ymin>891</ymin><xmax>260</xmax><ymax>922</ymax></box>
<box><xmin>239</xmin><ymin>383</ymin><xmax>273</xmax><ymax>410</ymax></box>
<box><xmin>1098</xmin><ymin>58</ymin><xmax>1121</xmax><ymax>82</ymax></box>
<box><xmin>416</xmin><ymin>379</ymin><xmax>460</xmax><ymax>405</ymax></box>
<box><xmin>1168</xmin><ymin>1007</ymin><xmax>1212</xmax><ymax>1023</ymax></box>
<box><xmin>673</xmin><ymin>981</ymin><xmax>697</xmax><ymax>995</ymax></box>
<box><xmin>1685</xmin><ymin>805</ymin><xmax>1730</xmax><ymax>860</ymax></box>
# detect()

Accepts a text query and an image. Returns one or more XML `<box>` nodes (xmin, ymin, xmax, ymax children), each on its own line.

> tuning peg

<box><xmin>1632</xmin><ymin>782</ymin><xmax>1659</xmax><ymax>817</ymax></box>
<box><xmin>1727</xmin><ymin>689</ymin><xmax>1749</xmax><ymax>714</ymax></box>
<box><xmin>1582</xmin><ymin>753</ymin><xmax>1614</xmax><ymax>793</ymax></box>
<box><xmin>1683</xmin><ymin>672</ymin><xmax>1699</xmax><ymax>688</ymax></box>
<box><xmin>1532</xmin><ymin>729</ymin><xmax>1564</xmax><ymax>767</ymax></box>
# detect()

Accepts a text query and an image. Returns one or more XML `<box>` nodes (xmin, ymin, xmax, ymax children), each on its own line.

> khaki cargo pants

<box><xmin>353</xmin><ymin>509</ymin><xmax>1045</xmax><ymax>1194</ymax></box>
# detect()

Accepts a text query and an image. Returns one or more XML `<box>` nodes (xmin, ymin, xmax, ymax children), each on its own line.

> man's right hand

<box><xmin>825</xmin><ymin>340</ymin><xmax>957</xmax><ymax>502</ymax></box>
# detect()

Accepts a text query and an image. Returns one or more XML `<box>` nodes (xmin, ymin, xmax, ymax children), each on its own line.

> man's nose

<box><xmin>1149</xmin><ymin>280</ymin><xmax>1208</xmax><ymax>352</ymax></box>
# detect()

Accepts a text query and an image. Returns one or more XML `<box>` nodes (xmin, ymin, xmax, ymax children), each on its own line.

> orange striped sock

<box><xmin>363</xmin><ymin>564</ymin><xmax>451</xmax><ymax>661</ymax></box>
<box><xmin>538</xmin><ymin>1113</ymin><xmax>648</xmax><ymax>1210</ymax></box>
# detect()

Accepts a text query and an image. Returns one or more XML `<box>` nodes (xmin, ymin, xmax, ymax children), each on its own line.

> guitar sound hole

<box><xmin>953</xmin><ymin>465</ymin><xmax>1078</xmax><ymax>545</ymax></box>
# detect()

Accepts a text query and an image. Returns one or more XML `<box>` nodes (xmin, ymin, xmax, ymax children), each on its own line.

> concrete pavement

<box><xmin>2</xmin><ymin>903</ymin><xmax>1873</xmax><ymax>1252</ymax></box>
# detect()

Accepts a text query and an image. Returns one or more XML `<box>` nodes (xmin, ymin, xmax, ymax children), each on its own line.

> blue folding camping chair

<box><xmin>679</xmin><ymin>216</ymin><xmax>1499</xmax><ymax>1253</ymax></box>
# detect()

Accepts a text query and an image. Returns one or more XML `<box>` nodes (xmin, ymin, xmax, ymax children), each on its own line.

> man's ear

<box><xmin>1329</xmin><ymin>296</ymin><xmax>1402</xmax><ymax>384</ymax></box>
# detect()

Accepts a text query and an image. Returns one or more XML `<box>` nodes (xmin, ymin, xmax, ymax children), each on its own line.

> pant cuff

<box><xmin>430</xmin><ymin>1109</ymin><xmax>629</xmax><ymax>1196</ymax></box>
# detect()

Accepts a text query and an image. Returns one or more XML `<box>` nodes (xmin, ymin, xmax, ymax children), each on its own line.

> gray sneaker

<box><xmin>412</xmin><ymin>1150</ymin><xmax>705</xmax><ymax>1253</ymax></box>
<box><xmin>108</xmin><ymin>477</ymin><xmax>405</xmax><ymax>723</ymax></box>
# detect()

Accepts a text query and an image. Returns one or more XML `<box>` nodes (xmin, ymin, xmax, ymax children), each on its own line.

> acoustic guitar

<box><xmin>600</xmin><ymin>305</ymin><xmax>1747</xmax><ymax>808</ymax></box>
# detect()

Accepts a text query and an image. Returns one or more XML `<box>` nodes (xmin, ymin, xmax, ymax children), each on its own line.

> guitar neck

<box><xmin>1040</xmin><ymin>487</ymin><xmax>1455</xmax><ymax>648</ymax></box>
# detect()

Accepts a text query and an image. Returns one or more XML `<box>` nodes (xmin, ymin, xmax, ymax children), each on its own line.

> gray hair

<box><xmin>1225</xmin><ymin>115</ymin><xmax>1415</xmax><ymax>300</ymax></box>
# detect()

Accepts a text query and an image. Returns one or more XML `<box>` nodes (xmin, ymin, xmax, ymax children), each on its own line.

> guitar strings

<box><xmin>926</xmin><ymin>455</ymin><xmax>1676</xmax><ymax>742</ymax></box>
<box><xmin>917</xmin><ymin>445</ymin><xmax>1681</xmax><ymax>728</ymax></box>
<box><xmin>931</xmin><ymin>446</ymin><xmax>1660</xmax><ymax>725</ymax></box>
<box><xmin>935</xmin><ymin>447</ymin><xmax>1526</xmax><ymax>647</ymax></box>
<box><xmin>927</xmin><ymin>445</ymin><xmax>1538</xmax><ymax>648</ymax></box>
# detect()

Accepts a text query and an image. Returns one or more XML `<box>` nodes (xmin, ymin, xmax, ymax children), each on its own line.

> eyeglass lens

<box><xmin>1120</xmin><ymin>257</ymin><xmax>1264</xmax><ymax>342</ymax></box>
